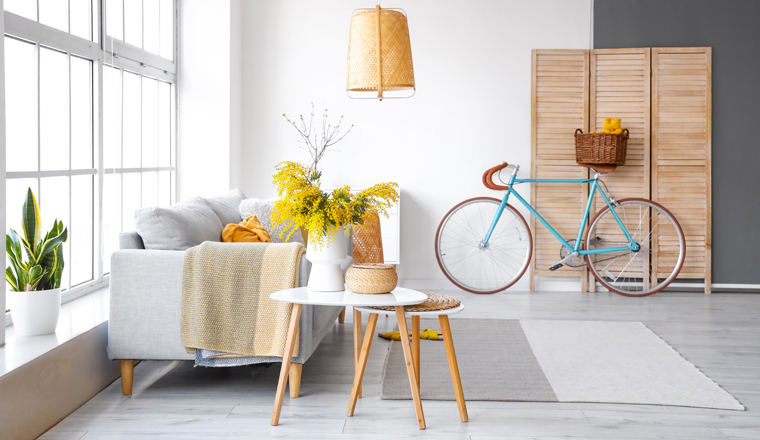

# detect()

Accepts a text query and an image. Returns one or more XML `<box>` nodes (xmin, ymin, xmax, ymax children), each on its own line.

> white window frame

<box><xmin>4</xmin><ymin>1</ymin><xmax>177</xmax><ymax>327</ymax></box>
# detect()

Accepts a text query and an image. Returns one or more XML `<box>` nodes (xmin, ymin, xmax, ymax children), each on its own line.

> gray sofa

<box><xmin>108</xmin><ymin>190</ymin><xmax>352</xmax><ymax>396</ymax></box>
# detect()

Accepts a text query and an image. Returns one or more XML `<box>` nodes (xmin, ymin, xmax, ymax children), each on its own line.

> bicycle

<box><xmin>435</xmin><ymin>162</ymin><xmax>686</xmax><ymax>297</ymax></box>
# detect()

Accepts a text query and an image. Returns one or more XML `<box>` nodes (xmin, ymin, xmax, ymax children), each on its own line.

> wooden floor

<box><xmin>42</xmin><ymin>290</ymin><xmax>760</xmax><ymax>440</ymax></box>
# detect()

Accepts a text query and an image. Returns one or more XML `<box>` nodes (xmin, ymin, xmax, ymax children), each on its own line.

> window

<box><xmin>4</xmin><ymin>1</ymin><xmax>177</xmax><ymax>318</ymax></box>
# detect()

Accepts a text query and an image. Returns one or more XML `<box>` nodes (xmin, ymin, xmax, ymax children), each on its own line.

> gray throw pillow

<box><xmin>134</xmin><ymin>197</ymin><xmax>224</xmax><ymax>250</ymax></box>
<box><xmin>203</xmin><ymin>189</ymin><xmax>247</xmax><ymax>226</ymax></box>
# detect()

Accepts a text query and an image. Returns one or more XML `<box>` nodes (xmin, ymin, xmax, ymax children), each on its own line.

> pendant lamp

<box><xmin>347</xmin><ymin>5</ymin><xmax>415</xmax><ymax>100</ymax></box>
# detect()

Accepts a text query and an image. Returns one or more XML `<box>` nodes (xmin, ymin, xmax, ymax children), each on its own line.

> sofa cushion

<box><xmin>238</xmin><ymin>197</ymin><xmax>305</xmax><ymax>245</ymax></box>
<box><xmin>134</xmin><ymin>197</ymin><xmax>223</xmax><ymax>250</ymax></box>
<box><xmin>203</xmin><ymin>189</ymin><xmax>247</xmax><ymax>226</ymax></box>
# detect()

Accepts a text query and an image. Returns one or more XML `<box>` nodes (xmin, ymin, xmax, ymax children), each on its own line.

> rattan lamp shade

<box><xmin>347</xmin><ymin>5</ymin><xmax>415</xmax><ymax>100</ymax></box>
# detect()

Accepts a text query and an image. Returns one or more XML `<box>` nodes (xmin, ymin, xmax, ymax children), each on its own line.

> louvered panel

<box><xmin>654</xmin><ymin>166</ymin><xmax>707</xmax><ymax>276</ymax></box>
<box><xmin>587</xmin><ymin>49</ymin><xmax>651</xmax><ymax>292</ymax></box>
<box><xmin>652</xmin><ymin>48</ymin><xmax>712</xmax><ymax>291</ymax></box>
<box><xmin>534</xmin><ymin>51</ymin><xmax>588</xmax><ymax>165</ymax></box>
<box><xmin>532</xmin><ymin>165</ymin><xmax>587</xmax><ymax>276</ymax></box>
<box><xmin>590</xmin><ymin>48</ymin><xmax>650</xmax><ymax>169</ymax></box>
<box><xmin>530</xmin><ymin>50</ymin><xmax>589</xmax><ymax>290</ymax></box>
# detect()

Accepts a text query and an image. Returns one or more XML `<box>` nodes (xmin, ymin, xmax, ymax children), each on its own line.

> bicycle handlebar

<box><xmin>482</xmin><ymin>162</ymin><xmax>511</xmax><ymax>191</ymax></box>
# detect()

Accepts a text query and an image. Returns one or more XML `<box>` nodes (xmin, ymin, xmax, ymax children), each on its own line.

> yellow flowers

<box><xmin>271</xmin><ymin>161</ymin><xmax>399</xmax><ymax>249</ymax></box>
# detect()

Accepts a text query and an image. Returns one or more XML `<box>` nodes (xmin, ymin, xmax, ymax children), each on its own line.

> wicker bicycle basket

<box><xmin>345</xmin><ymin>263</ymin><xmax>398</xmax><ymax>294</ymax></box>
<box><xmin>574</xmin><ymin>128</ymin><xmax>629</xmax><ymax>165</ymax></box>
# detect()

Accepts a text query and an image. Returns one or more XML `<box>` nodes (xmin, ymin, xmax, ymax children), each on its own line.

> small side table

<box><xmin>269</xmin><ymin>287</ymin><xmax>428</xmax><ymax>429</ymax></box>
<box><xmin>354</xmin><ymin>303</ymin><xmax>468</xmax><ymax>423</ymax></box>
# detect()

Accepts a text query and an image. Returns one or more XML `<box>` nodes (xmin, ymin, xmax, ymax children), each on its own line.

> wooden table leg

<box><xmin>396</xmin><ymin>307</ymin><xmax>426</xmax><ymax>430</ymax></box>
<box><xmin>411</xmin><ymin>315</ymin><xmax>420</xmax><ymax>393</ymax></box>
<box><xmin>439</xmin><ymin>315</ymin><xmax>468</xmax><ymax>422</ymax></box>
<box><xmin>348</xmin><ymin>313</ymin><xmax>378</xmax><ymax>416</ymax></box>
<box><xmin>271</xmin><ymin>303</ymin><xmax>302</xmax><ymax>426</ymax></box>
<box><xmin>353</xmin><ymin>308</ymin><xmax>363</xmax><ymax>399</ymax></box>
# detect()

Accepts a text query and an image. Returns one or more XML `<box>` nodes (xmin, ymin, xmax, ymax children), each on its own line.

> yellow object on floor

<box><xmin>222</xmin><ymin>215</ymin><xmax>272</xmax><ymax>243</ymax></box>
<box><xmin>420</xmin><ymin>329</ymin><xmax>443</xmax><ymax>340</ymax></box>
<box><xmin>378</xmin><ymin>329</ymin><xmax>444</xmax><ymax>340</ymax></box>
<box><xmin>379</xmin><ymin>331</ymin><xmax>412</xmax><ymax>341</ymax></box>
<box><xmin>591</xmin><ymin>117</ymin><xmax>624</xmax><ymax>135</ymax></box>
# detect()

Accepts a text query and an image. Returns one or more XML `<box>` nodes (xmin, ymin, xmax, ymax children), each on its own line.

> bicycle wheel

<box><xmin>435</xmin><ymin>197</ymin><xmax>532</xmax><ymax>294</ymax></box>
<box><xmin>585</xmin><ymin>198</ymin><xmax>685</xmax><ymax>297</ymax></box>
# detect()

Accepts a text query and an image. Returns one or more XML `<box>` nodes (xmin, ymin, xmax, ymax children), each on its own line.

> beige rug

<box><xmin>380</xmin><ymin>319</ymin><xmax>744</xmax><ymax>410</ymax></box>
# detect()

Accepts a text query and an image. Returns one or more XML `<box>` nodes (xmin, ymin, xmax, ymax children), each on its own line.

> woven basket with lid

<box><xmin>345</xmin><ymin>263</ymin><xmax>398</xmax><ymax>294</ymax></box>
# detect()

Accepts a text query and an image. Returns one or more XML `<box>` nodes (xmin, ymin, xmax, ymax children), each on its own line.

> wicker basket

<box><xmin>574</xmin><ymin>128</ymin><xmax>629</xmax><ymax>165</ymax></box>
<box><xmin>345</xmin><ymin>263</ymin><xmax>398</xmax><ymax>294</ymax></box>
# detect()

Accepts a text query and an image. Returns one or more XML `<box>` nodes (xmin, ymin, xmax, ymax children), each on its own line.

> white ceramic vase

<box><xmin>8</xmin><ymin>288</ymin><xmax>61</xmax><ymax>336</ymax></box>
<box><xmin>306</xmin><ymin>226</ymin><xmax>347</xmax><ymax>292</ymax></box>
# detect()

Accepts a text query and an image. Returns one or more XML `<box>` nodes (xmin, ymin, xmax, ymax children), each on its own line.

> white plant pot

<box><xmin>8</xmin><ymin>288</ymin><xmax>61</xmax><ymax>336</ymax></box>
<box><xmin>306</xmin><ymin>227</ymin><xmax>347</xmax><ymax>292</ymax></box>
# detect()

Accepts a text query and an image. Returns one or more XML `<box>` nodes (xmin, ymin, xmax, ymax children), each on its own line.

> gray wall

<box><xmin>594</xmin><ymin>0</ymin><xmax>760</xmax><ymax>285</ymax></box>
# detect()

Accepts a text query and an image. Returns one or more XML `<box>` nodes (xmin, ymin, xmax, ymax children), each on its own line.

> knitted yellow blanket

<box><xmin>180</xmin><ymin>241</ymin><xmax>304</xmax><ymax>358</ymax></box>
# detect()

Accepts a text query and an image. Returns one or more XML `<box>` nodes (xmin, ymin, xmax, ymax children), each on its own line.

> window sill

<box><xmin>0</xmin><ymin>284</ymin><xmax>110</xmax><ymax>378</ymax></box>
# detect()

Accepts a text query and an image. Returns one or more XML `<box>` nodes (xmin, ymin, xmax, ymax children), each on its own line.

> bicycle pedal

<box><xmin>549</xmin><ymin>263</ymin><xmax>564</xmax><ymax>271</ymax></box>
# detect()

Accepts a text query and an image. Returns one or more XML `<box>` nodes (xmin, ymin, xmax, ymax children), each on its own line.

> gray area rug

<box><xmin>380</xmin><ymin>319</ymin><xmax>744</xmax><ymax>410</ymax></box>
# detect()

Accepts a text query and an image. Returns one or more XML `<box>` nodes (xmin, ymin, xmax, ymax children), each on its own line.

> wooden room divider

<box><xmin>530</xmin><ymin>47</ymin><xmax>712</xmax><ymax>293</ymax></box>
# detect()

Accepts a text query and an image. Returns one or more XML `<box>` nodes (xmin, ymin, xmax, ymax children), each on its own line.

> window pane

<box><xmin>105</xmin><ymin>0</ymin><xmax>124</xmax><ymax>41</ymax></box>
<box><xmin>142</xmin><ymin>77</ymin><xmax>158</xmax><ymax>168</ymax></box>
<box><xmin>123</xmin><ymin>72</ymin><xmax>141</xmax><ymax>168</ymax></box>
<box><xmin>5</xmin><ymin>179</ymin><xmax>39</xmax><ymax>241</ymax></box>
<box><xmin>124</xmin><ymin>0</ymin><xmax>142</xmax><ymax>48</ymax></box>
<box><xmin>70</xmin><ymin>0</ymin><xmax>92</xmax><ymax>40</ymax></box>
<box><xmin>71</xmin><ymin>56</ymin><xmax>93</xmax><ymax>169</ymax></box>
<box><xmin>122</xmin><ymin>173</ymin><xmax>141</xmax><ymax>231</ymax></box>
<box><xmin>4</xmin><ymin>0</ymin><xmax>36</xmax><ymax>21</ymax></box>
<box><xmin>158</xmin><ymin>81</ymin><xmax>171</xmax><ymax>167</ymax></box>
<box><xmin>102</xmin><ymin>174</ymin><xmax>121</xmax><ymax>273</ymax></box>
<box><xmin>39</xmin><ymin>0</ymin><xmax>68</xmax><ymax>33</ymax></box>
<box><xmin>40</xmin><ymin>176</ymin><xmax>70</xmax><ymax>290</ymax></box>
<box><xmin>71</xmin><ymin>175</ymin><xmax>93</xmax><ymax>286</ymax></box>
<box><xmin>142</xmin><ymin>171</ymin><xmax>157</xmax><ymax>208</ymax></box>
<box><xmin>158</xmin><ymin>171</ymin><xmax>171</xmax><ymax>207</ymax></box>
<box><xmin>103</xmin><ymin>66</ymin><xmax>122</xmax><ymax>169</ymax></box>
<box><xmin>40</xmin><ymin>48</ymin><xmax>69</xmax><ymax>171</ymax></box>
<box><xmin>4</xmin><ymin>38</ymin><xmax>37</xmax><ymax>172</ymax></box>
<box><xmin>159</xmin><ymin>0</ymin><xmax>174</xmax><ymax>59</ymax></box>
<box><xmin>143</xmin><ymin>0</ymin><xmax>160</xmax><ymax>54</ymax></box>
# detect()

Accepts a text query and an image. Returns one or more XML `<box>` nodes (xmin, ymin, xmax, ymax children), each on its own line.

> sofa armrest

<box><xmin>119</xmin><ymin>231</ymin><xmax>145</xmax><ymax>250</ymax></box>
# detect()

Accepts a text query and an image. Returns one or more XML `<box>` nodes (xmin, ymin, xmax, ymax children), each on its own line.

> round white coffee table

<box><xmin>269</xmin><ymin>286</ymin><xmax>428</xmax><ymax>429</ymax></box>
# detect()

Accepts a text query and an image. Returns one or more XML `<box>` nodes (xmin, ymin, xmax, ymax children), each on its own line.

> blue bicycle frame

<box><xmin>482</xmin><ymin>171</ymin><xmax>640</xmax><ymax>255</ymax></box>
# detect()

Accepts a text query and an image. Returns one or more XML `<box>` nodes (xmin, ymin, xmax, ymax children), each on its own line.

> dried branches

<box><xmin>283</xmin><ymin>103</ymin><xmax>354</xmax><ymax>172</ymax></box>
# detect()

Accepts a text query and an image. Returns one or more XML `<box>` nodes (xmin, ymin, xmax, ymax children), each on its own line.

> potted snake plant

<box><xmin>6</xmin><ymin>188</ymin><xmax>67</xmax><ymax>336</ymax></box>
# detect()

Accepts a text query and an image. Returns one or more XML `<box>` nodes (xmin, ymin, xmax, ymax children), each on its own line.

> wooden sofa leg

<box><xmin>339</xmin><ymin>307</ymin><xmax>346</xmax><ymax>324</ymax></box>
<box><xmin>289</xmin><ymin>363</ymin><xmax>302</xmax><ymax>398</ymax></box>
<box><xmin>121</xmin><ymin>360</ymin><xmax>135</xmax><ymax>395</ymax></box>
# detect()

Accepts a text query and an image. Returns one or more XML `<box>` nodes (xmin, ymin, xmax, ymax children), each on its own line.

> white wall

<box><xmin>233</xmin><ymin>0</ymin><xmax>592</xmax><ymax>289</ymax></box>
<box><xmin>179</xmin><ymin>0</ymin><xmax>592</xmax><ymax>288</ymax></box>
<box><xmin>177</xmin><ymin>0</ymin><xmax>235</xmax><ymax>199</ymax></box>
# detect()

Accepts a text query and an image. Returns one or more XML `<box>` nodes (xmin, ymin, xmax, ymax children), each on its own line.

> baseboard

<box><xmin>397</xmin><ymin>277</ymin><xmax>760</xmax><ymax>293</ymax></box>
<box><xmin>0</xmin><ymin>321</ymin><xmax>121</xmax><ymax>440</ymax></box>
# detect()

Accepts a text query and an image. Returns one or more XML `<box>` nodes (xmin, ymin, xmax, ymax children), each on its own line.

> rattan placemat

<box><xmin>371</xmin><ymin>293</ymin><xmax>460</xmax><ymax>312</ymax></box>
